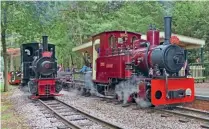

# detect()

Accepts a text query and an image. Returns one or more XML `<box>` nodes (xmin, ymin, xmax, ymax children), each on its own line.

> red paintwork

<box><xmin>8</xmin><ymin>72</ymin><xmax>21</xmax><ymax>85</ymax></box>
<box><xmin>95</xmin><ymin>31</ymin><xmax>141</xmax><ymax>83</ymax></box>
<box><xmin>147</xmin><ymin>30</ymin><xmax>160</xmax><ymax>46</ymax></box>
<box><xmin>138</xmin><ymin>82</ymin><xmax>146</xmax><ymax>99</ymax></box>
<box><xmin>170</xmin><ymin>36</ymin><xmax>180</xmax><ymax>45</ymax></box>
<box><xmin>37</xmin><ymin>79</ymin><xmax>61</xmax><ymax>97</ymax></box>
<box><xmin>42</xmin><ymin>51</ymin><xmax>52</xmax><ymax>57</ymax></box>
<box><xmin>96</xmin><ymin>55</ymin><xmax>132</xmax><ymax>83</ymax></box>
<box><xmin>29</xmin><ymin>94</ymin><xmax>63</xmax><ymax>100</ymax></box>
<box><xmin>151</xmin><ymin>78</ymin><xmax>195</xmax><ymax>106</ymax></box>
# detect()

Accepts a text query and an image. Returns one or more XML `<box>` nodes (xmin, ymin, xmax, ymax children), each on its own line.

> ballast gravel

<box><xmin>9</xmin><ymin>88</ymin><xmax>62</xmax><ymax>129</ymax></box>
<box><xmin>9</xmin><ymin>87</ymin><xmax>205</xmax><ymax>129</ymax></box>
<box><xmin>56</xmin><ymin>90</ymin><xmax>205</xmax><ymax>129</ymax></box>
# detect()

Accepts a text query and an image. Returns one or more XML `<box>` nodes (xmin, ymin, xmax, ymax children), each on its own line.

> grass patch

<box><xmin>1</xmin><ymin>87</ymin><xmax>29</xmax><ymax>129</ymax></box>
<box><xmin>1</xmin><ymin>105</ymin><xmax>10</xmax><ymax>112</ymax></box>
<box><xmin>0</xmin><ymin>82</ymin><xmax>4</xmax><ymax>92</ymax></box>
<box><xmin>2</xmin><ymin>113</ymin><xmax>12</xmax><ymax>120</ymax></box>
<box><xmin>1</xmin><ymin>82</ymin><xmax>17</xmax><ymax>92</ymax></box>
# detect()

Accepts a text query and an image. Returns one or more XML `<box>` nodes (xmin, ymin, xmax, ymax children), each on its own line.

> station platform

<box><xmin>195</xmin><ymin>87</ymin><xmax>209</xmax><ymax>98</ymax></box>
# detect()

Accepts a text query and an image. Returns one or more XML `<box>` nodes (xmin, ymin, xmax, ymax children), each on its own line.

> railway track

<box><xmin>63</xmin><ymin>79</ymin><xmax>209</xmax><ymax>125</ymax></box>
<box><xmin>195</xmin><ymin>95</ymin><xmax>209</xmax><ymax>101</ymax></box>
<box><xmin>38</xmin><ymin>98</ymin><xmax>123</xmax><ymax>129</ymax></box>
<box><xmin>157</xmin><ymin>106</ymin><xmax>209</xmax><ymax>123</ymax></box>
<box><xmin>96</xmin><ymin>96</ymin><xmax>209</xmax><ymax>123</ymax></box>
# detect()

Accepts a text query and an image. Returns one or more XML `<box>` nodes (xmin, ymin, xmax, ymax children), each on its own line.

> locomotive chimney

<box><xmin>164</xmin><ymin>16</ymin><xmax>172</xmax><ymax>44</ymax></box>
<box><xmin>42</xmin><ymin>36</ymin><xmax>48</xmax><ymax>51</ymax></box>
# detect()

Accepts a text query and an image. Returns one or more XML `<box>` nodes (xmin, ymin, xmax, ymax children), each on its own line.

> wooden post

<box><xmin>201</xmin><ymin>47</ymin><xmax>204</xmax><ymax>64</ymax></box>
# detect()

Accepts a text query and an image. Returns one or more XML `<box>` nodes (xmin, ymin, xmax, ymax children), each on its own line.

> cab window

<box><xmin>131</xmin><ymin>36</ymin><xmax>137</xmax><ymax>44</ymax></box>
<box><xmin>109</xmin><ymin>35</ymin><xmax>116</xmax><ymax>48</ymax></box>
<box><xmin>118</xmin><ymin>38</ymin><xmax>124</xmax><ymax>44</ymax></box>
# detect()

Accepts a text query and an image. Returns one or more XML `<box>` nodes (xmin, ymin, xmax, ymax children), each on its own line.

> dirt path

<box><xmin>1</xmin><ymin>86</ymin><xmax>29</xmax><ymax>129</ymax></box>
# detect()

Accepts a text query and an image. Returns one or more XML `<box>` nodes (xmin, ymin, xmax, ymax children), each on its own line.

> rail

<box><xmin>156</xmin><ymin>106</ymin><xmax>209</xmax><ymax>123</ymax></box>
<box><xmin>39</xmin><ymin>98</ymin><xmax>124</xmax><ymax>129</ymax></box>
<box><xmin>195</xmin><ymin>95</ymin><xmax>209</xmax><ymax>101</ymax></box>
<box><xmin>39</xmin><ymin>99</ymin><xmax>81</xmax><ymax>129</ymax></box>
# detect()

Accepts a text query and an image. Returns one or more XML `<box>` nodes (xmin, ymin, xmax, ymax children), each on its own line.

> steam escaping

<box><xmin>19</xmin><ymin>85</ymin><xmax>31</xmax><ymax>97</ymax></box>
<box><xmin>135</xmin><ymin>98</ymin><xmax>152</xmax><ymax>108</ymax></box>
<box><xmin>115</xmin><ymin>75</ymin><xmax>152</xmax><ymax>108</ymax></box>
<box><xmin>114</xmin><ymin>75</ymin><xmax>138</xmax><ymax>104</ymax></box>
<box><xmin>83</xmin><ymin>71</ymin><xmax>97</xmax><ymax>95</ymax></box>
<box><xmin>20</xmin><ymin>85</ymin><xmax>29</xmax><ymax>92</ymax></box>
<box><xmin>160</xmin><ymin>1</ymin><xmax>174</xmax><ymax>16</ymax></box>
<box><xmin>83</xmin><ymin>72</ymin><xmax>107</xmax><ymax>97</ymax></box>
<box><xmin>82</xmin><ymin>71</ymin><xmax>152</xmax><ymax>108</ymax></box>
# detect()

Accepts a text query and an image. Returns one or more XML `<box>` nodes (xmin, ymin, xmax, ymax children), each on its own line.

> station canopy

<box><xmin>7</xmin><ymin>48</ymin><xmax>20</xmax><ymax>56</ymax></box>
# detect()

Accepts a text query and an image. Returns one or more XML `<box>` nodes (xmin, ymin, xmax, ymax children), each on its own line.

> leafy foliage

<box><xmin>1</xmin><ymin>1</ymin><xmax>209</xmax><ymax>69</ymax></box>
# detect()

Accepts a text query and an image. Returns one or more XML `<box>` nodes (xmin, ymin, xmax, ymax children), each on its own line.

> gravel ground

<box><xmin>56</xmin><ymin>90</ymin><xmax>205</xmax><ymax>129</ymax></box>
<box><xmin>9</xmin><ymin>88</ymin><xmax>61</xmax><ymax>129</ymax></box>
<box><xmin>8</xmin><ymin>87</ymin><xmax>207</xmax><ymax>129</ymax></box>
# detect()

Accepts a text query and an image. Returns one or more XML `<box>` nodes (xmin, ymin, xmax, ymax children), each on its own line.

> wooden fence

<box><xmin>179</xmin><ymin>65</ymin><xmax>206</xmax><ymax>83</ymax></box>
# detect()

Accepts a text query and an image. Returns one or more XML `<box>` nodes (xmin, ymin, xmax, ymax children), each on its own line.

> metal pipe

<box><xmin>42</xmin><ymin>36</ymin><xmax>48</xmax><ymax>51</ymax></box>
<box><xmin>164</xmin><ymin>16</ymin><xmax>172</xmax><ymax>44</ymax></box>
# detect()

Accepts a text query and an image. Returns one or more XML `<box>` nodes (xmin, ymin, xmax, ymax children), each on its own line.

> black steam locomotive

<box><xmin>20</xmin><ymin>36</ymin><xmax>62</xmax><ymax>99</ymax></box>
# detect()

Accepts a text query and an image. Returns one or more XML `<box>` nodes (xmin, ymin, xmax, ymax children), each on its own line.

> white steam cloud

<box><xmin>76</xmin><ymin>71</ymin><xmax>152</xmax><ymax>108</ymax></box>
<box><xmin>115</xmin><ymin>75</ymin><xmax>152</xmax><ymax>108</ymax></box>
<box><xmin>160</xmin><ymin>1</ymin><xmax>174</xmax><ymax>16</ymax></box>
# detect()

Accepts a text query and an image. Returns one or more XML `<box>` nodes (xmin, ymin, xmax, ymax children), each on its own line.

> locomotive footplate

<box><xmin>168</xmin><ymin>89</ymin><xmax>185</xmax><ymax>99</ymax></box>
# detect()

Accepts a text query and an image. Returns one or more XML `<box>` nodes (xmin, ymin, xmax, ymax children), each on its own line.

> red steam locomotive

<box><xmin>20</xmin><ymin>36</ymin><xmax>62</xmax><ymax>99</ymax></box>
<box><xmin>81</xmin><ymin>16</ymin><xmax>194</xmax><ymax>107</ymax></box>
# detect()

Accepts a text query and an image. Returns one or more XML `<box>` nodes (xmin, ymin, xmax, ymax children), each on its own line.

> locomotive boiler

<box><xmin>129</xmin><ymin>17</ymin><xmax>185</xmax><ymax>76</ymax></box>
<box><xmin>20</xmin><ymin>36</ymin><xmax>62</xmax><ymax>99</ymax></box>
<box><xmin>87</xmin><ymin>16</ymin><xmax>195</xmax><ymax>107</ymax></box>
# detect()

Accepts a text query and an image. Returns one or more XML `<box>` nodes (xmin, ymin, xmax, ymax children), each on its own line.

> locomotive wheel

<box><xmin>85</xmin><ymin>90</ymin><xmax>91</xmax><ymax>97</ymax></box>
<box><xmin>145</xmin><ymin>88</ymin><xmax>155</xmax><ymax>107</ymax></box>
<box><xmin>146</xmin><ymin>88</ymin><xmax>151</xmax><ymax>101</ymax></box>
<box><xmin>55</xmin><ymin>81</ymin><xmax>62</xmax><ymax>93</ymax></box>
<box><xmin>81</xmin><ymin>88</ymin><xmax>87</xmax><ymax>96</ymax></box>
<box><xmin>96</xmin><ymin>85</ymin><xmax>105</xmax><ymax>95</ymax></box>
<box><xmin>77</xmin><ymin>87</ymin><xmax>81</xmax><ymax>91</ymax></box>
